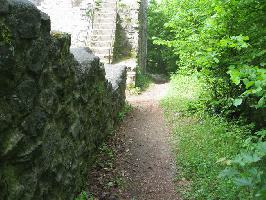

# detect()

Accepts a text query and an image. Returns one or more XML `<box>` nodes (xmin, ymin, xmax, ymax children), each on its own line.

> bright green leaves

<box><xmin>233</xmin><ymin>98</ymin><xmax>243</xmax><ymax>107</ymax></box>
<box><xmin>219</xmin><ymin>130</ymin><xmax>266</xmax><ymax>199</ymax></box>
<box><xmin>228</xmin><ymin>66</ymin><xmax>266</xmax><ymax>108</ymax></box>
<box><xmin>228</xmin><ymin>66</ymin><xmax>241</xmax><ymax>85</ymax></box>
<box><xmin>220</xmin><ymin>35</ymin><xmax>250</xmax><ymax>50</ymax></box>
<box><xmin>148</xmin><ymin>0</ymin><xmax>266</xmax><ymax>115</ymax></box>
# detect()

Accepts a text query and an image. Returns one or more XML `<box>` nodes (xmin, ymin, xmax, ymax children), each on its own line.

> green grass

<box><xmin>161</xmin><ymin>74</ymin><xmax>252</xmax><ymax>199</ymax></box>
<box><xmin>74</xmin><ymin>191</ymin><xmax>94</xmax><ymax>200</ymax></box>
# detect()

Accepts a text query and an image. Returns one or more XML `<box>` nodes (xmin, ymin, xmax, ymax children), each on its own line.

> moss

<box><xmin>118</xmin><ymin>2</ymin><xmax>128</xmax><ymax>9</ymax></box>
<box><xmin>51</xmin><ymin>31</ymin><xmax>66</xmax><ymax>39</ymax></box>
<box><xmin>0</xmin><ymin>19</ymin><xmax>12</xmax><ymax>45</ymax></box>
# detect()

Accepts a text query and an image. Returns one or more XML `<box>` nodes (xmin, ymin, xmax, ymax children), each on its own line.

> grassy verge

<box><xmin>161</xmin><ymin>74</ymin><xmax>252</xmax><ymax>199</ymax></box>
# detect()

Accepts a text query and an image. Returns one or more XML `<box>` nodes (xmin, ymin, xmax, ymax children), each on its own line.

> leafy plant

<box><xmin>135</xmin><ymin>68</ymin><xmax>152</xmax><ymax>91</ymax></box>
<box><xmin>75</xmin><ymin>191</ymin><xmax>91</xmax><ymax>200</ymax></box>
<box><xmin>148</xmin><ymin>0</ymin><xmax>266</xmax><ymax>198</ymax></box>
<box><xmin>127</xmin><ymin>68</ymin><xmax>152</xmax><ymax>95</ymax></box>
<box><xmin>117</xmin><ymin>102</ymin><xmax>133</xmax><ymax>121</ymax></box>
<box><xmin>127</xmin><ymin>84</ymin><xmax>141</xmax><ymax>95</ymax></box>
<box><xmin>148</xmin><ymin>0</ymin><xmax>266</xmax><ymax>121</ymax></box>
<box><xmin>220</xmin><ymin>130</ymin><xmax>266</xmax><ymax>199</ymax></box>
<box><xmin>94</xmin><ymin>0</ymin><xmax>102</xmax><ymax>7</ymax></box>
<box><xmin>228</xmin><ymin>66</ymin><xmax>266</xmax><ymax>108</ymax></box>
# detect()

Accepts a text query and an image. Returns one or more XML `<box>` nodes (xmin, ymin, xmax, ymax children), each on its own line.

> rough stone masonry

<box><xmin>113</xmin><ymin>0</ymin><xmax>148</xmax><ymax>71</ymax></box>
<box><xmin>29</xmin><ymin>0</ymin><xmax>94</xmax><ymax>47</ymax></box>
<box><xmin>0</xmin><ymin>0</ymin><xmax>126</xmax><ymax>199</ymax></box>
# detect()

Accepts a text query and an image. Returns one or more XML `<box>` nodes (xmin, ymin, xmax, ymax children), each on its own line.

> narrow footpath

<box><xmin>117</xmin><ymin>83</ymin><xmax>179</xmax><ymax>200</ymax></box>
<box><xmin>88</xmin><ymin>82</ymin><xmax>179</xmax><ymax>199</ymax></box>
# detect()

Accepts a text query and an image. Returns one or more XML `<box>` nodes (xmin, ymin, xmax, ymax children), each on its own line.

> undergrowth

<box><xmin>75</xmin><ymin>103</ymin><xmax>132</xmax><ymax>200</ymax></box>
<box><xmin>117</xmin><ymin>102</ymin><xmax>133</xmax><ymax>121</ymax></box>
<box><xmin>161</xmin><ymin>74</ymin><xmax>260</xmax><ymax>199</ymax></box>
<box><xmin>74</xmin><ymin>191</ymin><xmax>94</xmax><ymax>200</ymax></box>
<box><xmin>127</xmin><ymin>68</ymin><xmax>152</xmax><ymax>95</ymax></box>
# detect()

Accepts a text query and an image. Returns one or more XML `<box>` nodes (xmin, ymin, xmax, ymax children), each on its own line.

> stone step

<box><xmin>95</xmin><ymin>3</ymin><xmax>117</xmax><ymax>10</ymax></box>
<box><xmin>93</xmin><ymin>23</ymin><xmax>115</xmax><ymax>29</ymax></box>
<box><xmin>101</xmin><ymin>0</ymin><xmax>117</xmax><ymax>2</ymax></box>
<box><xmin>91</xmin><ymin>47</ymin><xmax>113</xmax><ymax>55</ymax></box>
<box><xmin>90</xmin><ymin>40</ymin><xmax>113</xmax><ymax>48</ymax></box>
<box><xmin>95</xmin><ymin>7</ymin><xmax>116</xmax><ymax>13</ymax></box>
<box><xmin>92</xmin><ymin>29</ymin><xmax>115</xmax><ymax>35</ymax></box>
<box><xmin>100</xmin><ymin>0</ymin><xmax>117</xmax><ymax>4</ymax></box>
<box><xmin>94</xmin><ymin>12</ymin><xmax>116</xmax><ymax>19</ymax></box>
<box><xmin>99</xmin><ymin>2</ymin><xmax>117</xmax><ymax>6</ymax></box>
<box><xmin>95</xmin><ymin>54</ymin><xmax>113</xmax><ymax>63</ymax></box>
<box><xmin>91</xmin><ymin>34</ymin><xmax>114</xmax><ymax>41</ymax></box>
<box><xmin>94</xmin><ymin>17</ymin><xmax>116</xmax><ymax>24</ymax></box>
<box><xmin>95</xmin><ymin>53</ymin><xmax>112</xmax><ymax>58</ymax></box>
<box><xmin>90</xmin><ymin>0</ymin><xmax>117</xmax><ymax>64</ymax></box>
<box><xmin>95</xmin><ymin>11</ymin><xmax>116</xmax><ymax>15</ymax></box>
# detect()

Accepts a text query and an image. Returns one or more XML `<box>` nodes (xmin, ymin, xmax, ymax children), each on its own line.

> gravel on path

<box><xmin>117</xmin><ymin>83</ymin><xmax>179</xmax><ymax>200</ymax></box>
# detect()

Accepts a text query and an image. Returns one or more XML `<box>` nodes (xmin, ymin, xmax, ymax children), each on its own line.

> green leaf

<box><xmin>219</xmin><ymin>168</ymin><xmax>239</xmax><ymax>178</ymax></box>
<box><xmin>233</xmin><ymin>153</ymin><xmax>261</xmax><ymax>166</ymax></box>
<box><xmin>234</xmin><ymin>177</ymin><xmax>253</xmax><ymax>187</ymax></box>
<box><xmin>256</xmin><ymin>142</ymin><xmax>266</xmax><ymax>155</ymax></box>
<box><xmin>233</xmin><ymin>98</ymin><xmax>243</xmax><ymax>107</ymax></box>
<box><xmin>214</xmin><ymin>57</ymin><xmax>219</xmax><ymax>63</ymax></box>
<box><xmin>245</xmin><ymin>81</ymin><xmax>255</xmax><ymax>89</ymax></box>
<box><xmin>256</xmin><ymin>97</ymin><xmax>265</xmax><ymax>108</ymax></box>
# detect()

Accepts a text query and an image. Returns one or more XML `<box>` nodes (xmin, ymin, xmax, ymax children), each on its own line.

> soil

<box><xmin>88</xmin><ymin>82</ymin><xmax>179</xmax><ymax>200</ymax></box>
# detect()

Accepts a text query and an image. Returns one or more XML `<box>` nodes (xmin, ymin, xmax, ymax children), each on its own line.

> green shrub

<box><xmin>127</xmin><ymin>68</ymin><xmax>152</xmax><ymax>95</ymax></box>
<box><xmin>149</xmin><ymin>0</ymin><xmax>266</xmax><ymax>121</ymax></box>
<box><xmin>220</xmin><ymin>130</ymin><xmax>266</xmax><ymax>199</ymax></box>
<box><xmin>75</xmin><ymin>191</ymin><xmax>89</xmax><ymax>200</ymax></box>
<box><xmin>117</xmin><ymin>102</ymin><xmax>133</xmax><ymax>121</ymax></box>
<box><xmin>135</xmin><ymin>68</ymin><xmax>152</xmax><ymax>90</ymax></box>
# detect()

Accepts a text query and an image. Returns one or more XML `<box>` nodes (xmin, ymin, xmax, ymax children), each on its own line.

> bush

<box><xmin>220</xmin><ymin>130</ymin><xmax>266</xmax><ymax>199</ymax></box>
<box><xmin>149</xmin><ymin>0</ymin><xmax>266</xmax><ymax>123</ymax></box>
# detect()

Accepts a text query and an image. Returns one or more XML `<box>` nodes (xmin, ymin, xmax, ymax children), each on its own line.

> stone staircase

<box><xmin>90</xmin><ymin>0</ymin><xmax>117</xmax><ymax>63</ymax></box>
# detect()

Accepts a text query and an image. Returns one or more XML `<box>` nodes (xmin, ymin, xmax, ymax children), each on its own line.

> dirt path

<box><xmin>117</xmin><ymin>83</ymin><xmax>179</xmax><ymax>200</ymax></box>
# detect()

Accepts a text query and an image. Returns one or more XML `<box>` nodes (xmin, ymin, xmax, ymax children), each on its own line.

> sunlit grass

<box><xmin>161</xmin><ymin>74</ymin><xmax>251</xmax><ymax>199</ymax></box>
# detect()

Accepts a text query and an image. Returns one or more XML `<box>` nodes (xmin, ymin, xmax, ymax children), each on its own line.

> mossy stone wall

<box><xmin>0</xmin><ymin>1</ymin><xmax>126</xmax><ymax>199</ymax></box>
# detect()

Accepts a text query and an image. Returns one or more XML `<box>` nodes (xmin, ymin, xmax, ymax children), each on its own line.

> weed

<box><xmin>127</xmin><ymin>84</ymin><xmax>141</xmax><ymax>95</ymax></box>
<box><xmin>135</xmin><ymin>68</ymin><xmax>152</xmax><ymax>91</ymax></box>
<box><xmin>127</xmin><ymin>68</ymin><xmax>152</xmax><ymax>95</ymax></box>
<box><xmin>74</xmin><ymin>191</ymin><xmax>94</xmax><ymax>200</ymax></box>
<box><xmin>94</xmin><ymin>0</ymin><xmax>102</xmax><ymax>7</ymax></box>
<box><xmin>117</xmin><ymin>102</ymin><xmax>133</xmax><ymax>121</ymax></box>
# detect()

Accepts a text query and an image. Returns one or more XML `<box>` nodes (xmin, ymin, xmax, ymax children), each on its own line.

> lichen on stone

<box><xmin>0</xmin><ymin>18</ymin><xmax>12</xmax><ymax>45</ymax></box>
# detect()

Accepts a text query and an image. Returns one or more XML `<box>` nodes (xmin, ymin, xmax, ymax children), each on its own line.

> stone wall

<box><xmin>29</xmin><ymin>0</ymin><xmax>94</xmax><ymax>47</ymax></box>
<box><xmin>114</xmin><ymin>0</ymin><xmax>147</xmax><ymax>71</ymax></box>
<box><xmin>0</xmin><ymin>1</ymin><xmax>126</xmax><ymax>199</ymax></box>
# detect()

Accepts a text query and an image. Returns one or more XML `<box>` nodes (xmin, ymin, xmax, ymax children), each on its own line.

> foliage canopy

<box><xmin>148</xmin><ymin>0</ymin><xmax>266</xmax><ymax>121</ymax></box>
